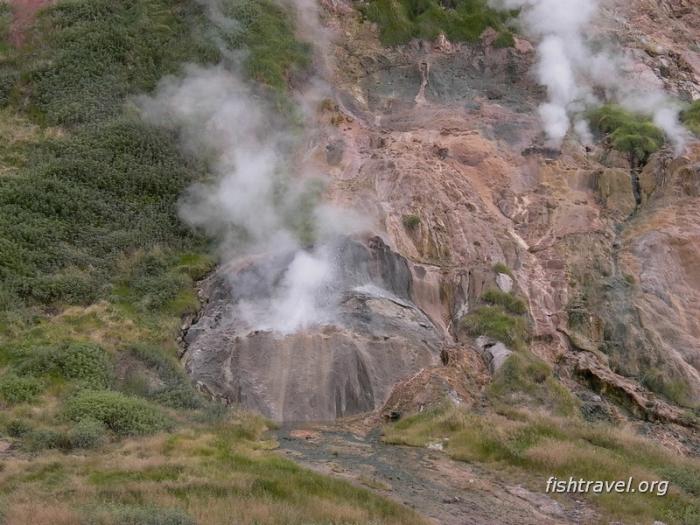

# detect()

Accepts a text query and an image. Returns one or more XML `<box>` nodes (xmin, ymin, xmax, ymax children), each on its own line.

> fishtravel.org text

<box><xmin>546</xmin><ymin>477</ymin><xmax>669</xmax><ymax>496</ymax></box>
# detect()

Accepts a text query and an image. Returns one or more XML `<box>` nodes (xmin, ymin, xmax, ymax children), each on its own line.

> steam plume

<box><xmin>491</xmin><ymin>0</ymin><xmax>691</xmax><ymax>152</ymax></box>
<box><xmin>138</xmin><ymin>1</ymin><xmax>362</xmax><ymax>334</ymax></box>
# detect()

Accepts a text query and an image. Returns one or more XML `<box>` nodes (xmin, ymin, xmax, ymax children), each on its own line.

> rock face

<box><xmin>184</xmin><ymin>1</ymin><xmax>700</xmax><ymax>435</ymax></box>
<box><xmin>183</xmin><ymin>237</ymin><xmax>441</xmax><ymax>421</ymax></box>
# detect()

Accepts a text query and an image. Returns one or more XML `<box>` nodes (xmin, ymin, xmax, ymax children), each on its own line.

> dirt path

<box><xmin>277</xmin><ymin>424</ymin><xmax>598</xmax><ymax>525</ymax></box>
<box><xmin>8</xmin><ymin>0</ymin><xmax>53</xmax><ymax>47</ymax></box>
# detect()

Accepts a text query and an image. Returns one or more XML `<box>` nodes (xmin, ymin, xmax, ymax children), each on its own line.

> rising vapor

<box><xmin>491</xmin><ymin>0</ymin><xmax>691</xmax><ymax>152</ymax></box>
<box><xmin>138</xmin><ymin>1</ymin><xmax>364</xmax><ymax>334</ymax></box>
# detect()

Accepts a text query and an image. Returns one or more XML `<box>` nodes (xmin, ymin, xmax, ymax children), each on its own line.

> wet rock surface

<box><xmin>183</xmin><ymin>237</ymin><xmax>442</xmax><ymax>421</ymax></box>
<box><xmin>277</xmin><ymin>425</ymin><xmax>598</xmax><ymax>525</ymax></box>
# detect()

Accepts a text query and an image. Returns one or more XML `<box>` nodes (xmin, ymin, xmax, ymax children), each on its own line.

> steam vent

<box><xmin>184</xmin><ymin>237</ymin><xmax>442</xmax><ymax>421</ymax></box>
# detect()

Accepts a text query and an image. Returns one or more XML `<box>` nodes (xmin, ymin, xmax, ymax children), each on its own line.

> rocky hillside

<box><xmin>1</xmin><ymin>0</ymin><xmax>700</xmax><ymax>524</ymax></box>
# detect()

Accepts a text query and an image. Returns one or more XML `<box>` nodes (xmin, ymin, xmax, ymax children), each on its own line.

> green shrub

<box><xmin>6</xmin><ymin>418</ymin><xmax>32</xmax><ymax>438</ymax></box>
<box><xmin>462</xmin><ymin>306</ymin><xmax>529</xmax><ymax>350</ymax></box>
<box><xmin>116</xmin><ymin>250</ymin><xmax>193</xmax><ymax>312</ymax></box>
<box><xmin>642</xmin><ymin>367</ymin><xmax>691</xmax><ymax>407</ymax></box>
<box><xmin>481</xmin><ymin>289</ymin><xmax>527</xmax><ymax>315</ymax></box>
<box><xmin>0</xmin><ymin>119</ymin><xmax>206</xmax><ymax>307</ymax></box>
<box><xmin>588</xmin><ymin>105</ymin><xmax>665</xmax><ymax>164</ymax></box>
<box><xmin>68</xmin><ymin>418</ymin><xmax>108</xmax><ymax>449</ymax></box>
<box><xmin>489</xmin><ymin>353</ymin><xmax>577</xmax><ymax>416</ymax></box>
<box><xmin>492</xmin><ymin>262</ymin><xmax>513</xmax><ymax>277</ymax></box>
<box><xmin>24</xmin><ymin>428</ymin><xmax>72</xmax><ymax>452</ymax></box>
<box><xmin>125</xmin><ymin>344</ymin><xmax>202</xmax><ymax>409</ymax></box>
<box><xmin>493</xmin><ymin>30</ymin><xmax>515</xmax><ymax>48</ymax></box>
<box><xmin>218</xmin><ymin>0</ymin><xmax>312</xmax><ymax>92</ymax></box>
<box><xmin>363</xmin><ymin>0</ymin><xmax>513</xmax><ymax>46</ymax></box>
<box><xmin>681</xmin><ymin>100</ymin><xmax>700</xmax><ymax>135</ymax></box>
<box><xmin>56</xmin><ymin>342</ymin><xmax>113</xmax><ymax>388</ymax></box>
<box><xmin>83</xmin><ymin>504</ymin><xmax>195</xmax><ymax>525</ymax></box>
<box><xmin>402</xmin><ymin>214</ymin><xmax>421</xmax><ymax>230</ymax></box>
<box><xmin>26</xmin><ymin>0</ymin><xmax>218</xmax><ymax>127</ymax></box>
<box><xmin>0</xmin><ymin>374</ymin><xmax>44</xmax><ymax>404</ymax></box>
<box><xmin>15</xmin><ymin>342</ymin><xmax>113</xmax><ymax>389</ymax></box>
<box><xmin>63</xmin><ymin>390</ymin><xmax>171</xmax><ymax>436</ymax></box>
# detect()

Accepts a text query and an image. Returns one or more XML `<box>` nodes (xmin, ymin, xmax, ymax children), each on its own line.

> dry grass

<box><xmin>383</xmin><ymin>403</ymin><xmax>700</xmax><ymax>524</ymax></box>
<box><xmin>0</xmin><ymin>414</ymin><xmax>425</xmax><ymax>525</ymax></box>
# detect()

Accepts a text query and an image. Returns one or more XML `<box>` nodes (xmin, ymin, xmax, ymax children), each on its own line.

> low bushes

<box><xmin>402</xmin><ymin>214</ymin><xmax>421</xmax><ymax>230</ymax></box>
<box><xmin>588</xmin><ymin>105</ymin><xmax>665</xmax><ymax>165</ymax></box>
<box><xmin>488</xmin><ymin>353</ymin><xmax>577</xmax><ymax>416</ymax></box>
<box><xmin>481</xmin><ymin>289</ymin><xmax>527</xmax><ymax>315</ymax></box>
<box><xmin>363</xmin><ymin>0</ymin><xmax>513</xmax><ymax>46</ymax></box>
<box><xmin>461</xmin><ymin>305</ymin><xmax>529</xmax><ymax>350</ymax></box>
<box><xmin>15</xmin><ymin>342</ymin><xmax>113</xmax><ymax>389</ymax></box>
<box><xmin>67</xmin><ymin>418</ymin><xmax>108</xmax><ymax>449</ymax></box>
<box><xmin>681</xmin><ymin>100</ymin><xmax>700</xmax><ymax>135</ymax></box>
<box><xmin>0</xmin><ymin>374</ymin><xmax>44</xmax><ymax>404</ymax></box>
<box><xmin>63</xmin><ymin>390</ymin><xmax>171</xmax><ymax>436</ymax></box>
<box><xmin>82</xmin><ymin>504</ymin><xmax>195</xmax><ymax>525</ymax></box>
<box><xmin>125</xmin><ymin>344</ymin><xmax>202</xmax><ymax>409</ymax></box>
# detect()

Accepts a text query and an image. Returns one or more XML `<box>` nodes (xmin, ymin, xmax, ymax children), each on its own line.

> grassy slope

<box><xmin>384</xmin><ymin>404</ymin><xmax>700</xmax><ymax>524</ymax></box>
<box><xmin>0</xmin><ymin>1</ymin><xmax>423</xmax><ymax>523</ymax></box>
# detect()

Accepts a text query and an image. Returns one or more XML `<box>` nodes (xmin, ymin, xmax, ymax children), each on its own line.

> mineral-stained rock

<box><xmin>183</xmin><ymin>236</ymin><xmax>442</xmax><ymax>421</ymax></box>
<box><xmin>596</xmin><ymin>168</ymin><xmax>637</xmax><ymax>217</ymax></box>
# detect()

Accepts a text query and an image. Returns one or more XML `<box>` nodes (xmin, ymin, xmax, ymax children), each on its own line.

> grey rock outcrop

<box><xmin>476</xmin><ymin>336</ymin><xmax>513</xmax><ymax>374</ymax></box>
<box><xmin>183</xmin><ymin>237</ymin><xmax>442</xmax><ymax>422</ymax></box>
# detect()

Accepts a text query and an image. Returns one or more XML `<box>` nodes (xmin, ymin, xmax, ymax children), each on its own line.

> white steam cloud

<box><xmin>138</xmin><ymin>1</ymin><xmax>362</xmax><ymax>335</ymax></box>
<box><xmin>491</xmin><ymin>0</ymin><xmax>691</xmax><ymax>152</ymax></box>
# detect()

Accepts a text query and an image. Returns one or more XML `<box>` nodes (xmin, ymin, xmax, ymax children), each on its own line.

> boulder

<box><xmin>476</xmin><ymin>336</ymin><xmax>513</xmax><ymax>374</ymax></box>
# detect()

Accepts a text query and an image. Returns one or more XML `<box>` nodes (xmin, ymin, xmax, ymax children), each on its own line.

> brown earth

<box><xmin>7</xmin><ymin>0</ymin><xmax>52</xmax><ymax>47</ymax></box>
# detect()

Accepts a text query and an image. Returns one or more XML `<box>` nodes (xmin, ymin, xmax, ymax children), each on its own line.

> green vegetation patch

<box><xmin>121</xmin><ymin>344</ymin><xmax>202</xmax><ymax>409</ymax></box>
<box><xmin>82</xmin><ymin>504</ymin><xmax>195</xmax><ymax>525</ymax></box>
<box><xmin>384</xmin><ymin>403</ymin><xmax>700</xmax><ymax>524</ymax></box>
<box><xmin>219</xmin><ymin>0</ymin><xmax>312</xmax><ymax>92</ymax></box>
<box><xmin>588</xmin><ymin>105</ymin><xmax>665</xmax><ymax>165</ymax></box>
<box><xmin>0</xmin><ymin>373</ymin><xmax>44</xmax><ymax>405</ymax></box>
<box><xmin>402</xmin><ymin>214</ymin><xmax>421</xmax><ymax>230</ymax></box>
<box><xmin>641</xmin><ymin>366</ymin><xmax>692</xmax><ymax>408</ymax></box>
<box><xmin>462</xmin><ymin>305</ymin><xmax>529</xmax><ymax>350</ymax></box>
<box><xmin>481</xmin><ymin>288</ymin><xmax>527</xmax><ymax>315</ymax></box>
<box><xmin>63</xmin><ymin>390</ymin><xmax>171</xmax><ymax>436</ymax></box>
<box><xmin>0</xmin><ymin>0</ymin><xmax>308</xmax><ymax>310</ymax></box>
<box><xmin>493</xmin><ymin>262</ymin><xmax>513</xmax><ymax>277</ymax></box>
<box><xmin>363</xmin><ymin>0</ymin><xmax>514</xmax><ymax>46</ymax></box>
<box><xmin>681</xmin><ymin>100</ymin><xmax>700</xmax><ymax>135</ymax></box>
<box><xmin>13</xmin><ymin>341</ymin><xmax>113</xmax><ymax>389</ymax></box>
<box><xmin>489</xmin><ymin>353</ymin><xmax>577</xmax><ymax>416</ymax></box>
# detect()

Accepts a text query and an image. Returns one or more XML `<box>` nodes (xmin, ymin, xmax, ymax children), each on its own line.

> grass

<box><xmin>383</xmin><ymin>403</ymin><xmax>700</xmax><ymax>524</ymax></box>
<box><xmin>488</xmin><ymin>353</ymin><xmax>578</xmax><ymax>416</ymax></box>
<box><xmin>461</xmin><ymin>305</ymin><xmax>529</xmax><ymax>350</ymax></box>
<box><xmin>641</xmin><ymin>367</ymin><xmax>692</xmax><ymax>408</ymax></box>
<box><xmin>681</xmin><ymin>100</ymin><xmax>700</xmax><ymax>135</ymax></box>
<box><xmin>402</xmin><ymin>213</ymin><xmax>421</xmax><ymax>230</ymax></box>
<box><xmin>492</xmin><ymin>262</ymin><xmax>513</xmax><ymax>278</ymax></box>
<box><xmin>480</xmin><ymin>289</ymin><xmax>527</xmax><ymax>315</ymax></box>
<box><xmin>0</xmin><ymin>415</ymin><xmax>425</xmax><ymax>525</ymax></box>
<box><xmin>588</xmin><ymin>105</ymin><xmax>666</xmax><ymax>165</ymax></box>
<box><xmin>362</xmin><ymin>0</ymin><xmax>514</xmax><ymax>46</ymax></box>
